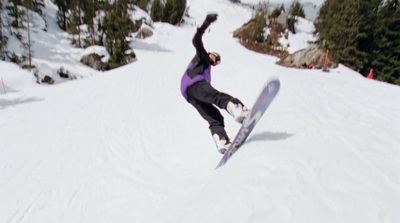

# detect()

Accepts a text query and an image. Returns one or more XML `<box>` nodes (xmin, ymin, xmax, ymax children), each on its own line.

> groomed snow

<box><xmin>1</xmin><ymin>0</ymin><xmax>400</xmax><ymax>222</ymax></box>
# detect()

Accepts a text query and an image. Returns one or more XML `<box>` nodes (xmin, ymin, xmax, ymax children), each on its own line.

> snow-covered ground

<box><xmin>1</xmin><ymin>0</ymin><xmax>400</xmax><ymax>222</ymax></box>
<box><xmin>241</xmin><ymin>0</ymin><xmax>325</xmax><ymax>7</ymax></box>
<box><xmin>280</xmin><ymin>17</ymin><xmax>317</xmax><ymax>53</ymax></box>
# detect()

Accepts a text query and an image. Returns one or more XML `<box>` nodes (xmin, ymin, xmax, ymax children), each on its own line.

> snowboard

<box><xmin>216</xmin><ymin>79</ymin><xmax>280</xmax><ymax>169</ymax></box>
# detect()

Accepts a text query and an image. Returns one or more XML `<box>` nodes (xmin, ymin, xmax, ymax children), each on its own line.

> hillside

<box><xmin>1</xmin><ymin>0</ymin><xmax>400</xmax><ymax>223</ymax></box>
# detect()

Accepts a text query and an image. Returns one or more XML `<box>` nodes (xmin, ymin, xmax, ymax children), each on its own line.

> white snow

<box><xmin>280</xmin><ymin>17</ymin><xmax>318</xmax><ymax>53</ymax></box>
<box><xmin>1</xmin><ymin>0</ymin><xmax>400</xmax><ymax>223</ymax></box>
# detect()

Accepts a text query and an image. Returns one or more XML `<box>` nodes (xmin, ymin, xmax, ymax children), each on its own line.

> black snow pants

<box><xmin>186</xmin><ymin>81</ymin><xmax>235</xmax><ymax>140</ymax></box>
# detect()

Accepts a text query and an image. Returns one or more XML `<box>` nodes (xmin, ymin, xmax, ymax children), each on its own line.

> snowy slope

<box><xmin>1</xmin><ymin>0</ymin><xmax>400</xmax><ymax>223</ymax></box>
<box><xmin>280</xmin><ymin>17</ymin><xmax>317</xmax><ymax>53</ymax></box>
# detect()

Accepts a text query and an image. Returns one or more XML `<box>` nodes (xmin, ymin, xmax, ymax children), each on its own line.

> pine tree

<box><xmin>30</xmin><ymin>0</ymin><xmax>45</xmax><ymax>15</ymax></box>
<box><xmin>6</xmin><ymin>0</ymin><xmax>25</xmax><ymax>30</ymax></box>
<box><xmin>151</xmin><ymin>0</ymin><xmax>164</xmax><ymax>22</ymax></box>
<box><xmin>372</xmin><ymin>0</ymin><xmax>400</xmax><ymax>84</ymax></box>
<box><xmin>68</xmin><ymin>0</ymin><xmax>82</xmax><ymax>47</ymax></box>
<box><xmin>54</xmin><ymin>0</ymin><xmax>72</xmax><ymax>31</ymax></box>
<box><xmin>103</xmin><ymin>0</ymin><xmax>135</xmax><ymax>67</ymax></box>
<box><xmin>252</xmin><ymin>9</ymin><xmax>267</xmax><ymax>42</ymax></box>
<box><xmin>23</xmin><ymin>0</ymin><xmax>33</xmax><ymax>69</ymax></box>
<box><xmin>137</xmin><ymin>0</ymin><xmax>150</xmax><ymax>11</ymax></box>
<box><xmin>162</xmin><ymin>0</ymin><xmax>186</xmax><ymax>25</ymax></box>
<box><xmin>290</xmin><ymin>1</ymin><xmax>305</xmax><ymax>18</ymax></box>
<box><xmin>81</xmin><ymin>0</ymin><xmax>97</xmax><ymax>47</ymax></box>
<box><xmin>316</xmin><ymin>0</ymin><xmax>381</xmax><ymax>75</ymax></box>
<box><xmin>287</xmin><ymin>1</ymin><xmax>305</xmax><ymax>34</ymax></box>
<box><xmin>0</xmin><ymin>0</ymin><xmax>6</xmax><ymax>60</ymax></box>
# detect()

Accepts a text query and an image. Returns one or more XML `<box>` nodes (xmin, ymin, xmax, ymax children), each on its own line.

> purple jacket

<box><xmin>181</xmin><ymin>63</ymin><xmax>211</xmax><ymax>100</ymax></box>
<box><xmin>180</xmin><ymin>21</ymin><xmax>212</xmax><ymax>101</ymax></box>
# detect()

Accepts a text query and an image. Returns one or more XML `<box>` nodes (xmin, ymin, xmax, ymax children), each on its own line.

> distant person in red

<box><xmin>180</xmin><ymin>14</ymin><xmax>250</xmax><ymax>154</ymax></box>
<box><xmin>367</xmin><ymin>69</ymin><xmax>374</xmax><ymax>79</ymax></box>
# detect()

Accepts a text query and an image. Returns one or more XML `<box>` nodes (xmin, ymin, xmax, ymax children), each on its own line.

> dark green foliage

<box><xmin>287</xmin><ymin>1</ymin><xmax>305</xmax><ymax>33</ymax></box>
<box><xmin>54</xmin><ymin>0</ymin><xmax>72</xmax><ymax>31</ymax></box>
<box><xmin>0</xmin><ymin>1</ymin><xmax>7</xmax><ymax>60</ymax></box>
<box><xmin>103</xmin><ymin>0</ymin><xmax>135</xmax><ymax>66</ymax></box>
<box><xmin>6</xmin><ymin>0</ymin><xmax>26</xmax><ymax>29</ymax></box>
<box><xmin>372</xmin><ymin>0</ymin><xmax>400</xmax><ymax>84</ymax></box>
<box><xmin>162</xmin><ymin>0</ymin><xmax>186</xmax><ymax>25</ymax></box>
<box><xmin>28</xmin><ymin>0</ymin><xmax>45</xmax><ymax>15</ymax></box>
<box><xmin>252</xmin><ymin>9</ymin><xmax>267</xmax><ymax>42</ymax></box>
<box><xmin>137</xmin><ymin>0</ymin><xmax>150</xmax><ymax>11</ymax></box>
<box><xmin>289</xmin><ymin>1</ymin><xmax>305</xmax><ymax>18</ymax></box>
<box><xmin>270</xmin><ymin>8</ymin><xmax>281</xmax><ymax>19</ymax></box>
<box><xmin>151</xmin><ymin>0</ymin><xmax>164</xmax><ymax>22</ymax></box>
<box><xmin>67</xmin><ymin>0</ymin><xmax>82</xmax><ymax>47</ymax></box>
<box><xmin>81</xmin><ymin>0</ymin><xmax>101</xmax><ymax>46</ymax></box>
<box><xmin>316</xmin><ymin>0</ymin><xmax>400</xmax><ymax>85</ymax></box>
<box><xmin>150</xmin><ymin>0</ymin><xmax>187</xmax><ymax>25</ymax></box>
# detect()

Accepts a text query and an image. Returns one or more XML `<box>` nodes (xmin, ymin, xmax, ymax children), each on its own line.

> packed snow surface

<box><xmin>1</xmin><ymin>0</ymin><xmax>400</xmax><ymax>222</ymax></box>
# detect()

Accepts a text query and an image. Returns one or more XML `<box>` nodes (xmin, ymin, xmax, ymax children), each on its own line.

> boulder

<box><xmin>136</xmin><ymin>26</ymin><xmax>153</xmax><ymax>39</ymax></box>
<box><xmin>80</xmin><ymin>53</ymin><xmax>105</xmax><ymax>71</ymax></box>
<box><xmin>41</xmin><ymin>75</ymin><xmax>55</xmax><ymax>84</ymax></box>
<box><xmin>278</xmin><ymin>47</ymin><xmax>337</xmax><ymax>69</ymax></box>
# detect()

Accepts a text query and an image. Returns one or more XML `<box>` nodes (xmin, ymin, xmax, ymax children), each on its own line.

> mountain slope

<box><xmin>1</xmin><ymin>0</ymin><xmax>400</xmax><ymax>222</ymax></box>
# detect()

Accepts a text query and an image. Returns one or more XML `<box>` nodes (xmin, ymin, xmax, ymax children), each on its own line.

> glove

<box><xmin>206</xmin><ymin>13</ymin><xmax>218</xmax><ymax>23</ymax></box>
<box><xmin>200</xmin><ymin>13</ymin><xmax>218</xmax><ymax>31</ymax></box>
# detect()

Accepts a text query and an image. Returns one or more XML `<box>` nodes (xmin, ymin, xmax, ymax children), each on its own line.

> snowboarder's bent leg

<box><xmin>188</xmin><ymin>98</ymin><xmax>231</xmax><ymax>154</ymax></box>
<box><xmin>187</xmin><ymin>97</ymin><xmax>228</xmax><ymax>140</ymax></box>
<box><xmin>187</xmin><ymin>81</ymin><xmax>233</xmax><ymax>109</ymax></box>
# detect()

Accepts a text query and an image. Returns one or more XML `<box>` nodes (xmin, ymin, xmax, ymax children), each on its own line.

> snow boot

<box><xmin>226</xmin><ymin>101</ymin><xmax>250</xmax><ymax>124</ymax></box>
<box><xmin>213</xmin><ymin>134</ymin><xmax>231</xmax><ymax>154</ymax></box>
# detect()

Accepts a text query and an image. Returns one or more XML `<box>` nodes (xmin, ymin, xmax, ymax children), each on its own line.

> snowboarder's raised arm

<box><xmin>192</xmin><ymin>14</ymin><xmax>218</xmax><ymax>62</ymax></box>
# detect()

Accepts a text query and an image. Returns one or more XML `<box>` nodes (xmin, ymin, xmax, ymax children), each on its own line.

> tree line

<box><xmin>252</xmin><ymin>1</ymin><xmax>305</xmax><ymax>42</ymax></box>
<box><xmin>0</xmin><ymin>0</ymin><xmax>45</xmax><ymax>66</ymax></box>
<box><xmin>54</xmin><ymin>0</ymin><xmax>185</xmax><ymax>68</ymax></box>
<box><xmin>0</xmin><ymin>0</ymin><xmax>186</xmax><ymax>69</ymax></box>
<box><xmin>316</xmin><ymin>0</ymin><xmax>400</xmax><ymax>84</ymax></box>
<box><xmin>2</xmin><ymin>0</ymin><xmax>399</xmax><ymax>85</ymax></box>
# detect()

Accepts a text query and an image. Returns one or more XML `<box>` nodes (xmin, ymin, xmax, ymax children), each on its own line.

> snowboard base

<box><xmin>216</xmin><ymin>79</ymin><xmax>280</xmax><ymax>169</ymax></box>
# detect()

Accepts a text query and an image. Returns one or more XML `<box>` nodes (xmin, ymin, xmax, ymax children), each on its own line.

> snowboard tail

<box><xmin>216</xmin><ymin>79</ymin><xmax>280</xmax><ymax>169</ymax></box>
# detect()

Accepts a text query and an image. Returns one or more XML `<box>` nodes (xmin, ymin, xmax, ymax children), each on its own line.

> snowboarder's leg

<box><xmin>187</xmin><ymin>81</ymin><xmax>250</xmax><ymax>123</ymax></box>
<box><xmin>188</xmin><ymin>98</ymin><xmax>227</xmax><ymax>138</ymax></box>
<box><xmin>187</xmin><ymin>81</ymin><xmax>233</xmax><ymax>109</ymax></box>
<box><xmin>187</xmin><ymin>97</ymin><xmax>231</xmax><ymax>153</ymax></box>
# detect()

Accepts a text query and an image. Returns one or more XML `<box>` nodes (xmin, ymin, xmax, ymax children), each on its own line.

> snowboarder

<box><xmin>180</xmin><ymin>13</ymin><xmax>250</xmax><ymax>154</ymax></box>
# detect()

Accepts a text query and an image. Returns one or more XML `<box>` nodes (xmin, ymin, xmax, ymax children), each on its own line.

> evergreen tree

<box><xmin>289</xmin><ymin>1</ymin><xmax>305</xmax><ymax>18</ymax></box>
<box><xmin>6</xmin><ymin>0</ymin><xmax>25</xmax><ymax>30</ymax></box>
<box><xmin>151</xmin><ymin>0</ymin><xmax>164</xmax><ymax>22</ymax></box>
<box><xmin>67</xmin><ymin>0</ymin><xmax>82</xmax><ymax>47</ymax></box>
<box><xmin>256</xmin><ymin>0</ymin><xmax>269</xmax><ymax>12</ymax></box>
<box><xmin>279</xmin><ymin>3</ymin><xmax>286</xmax><ymax>12</ymax></box>
<box><xmin>252</xmin><ymin>9</ymin><xmax>267</xmax><ymax>42</ymax></box>
<box><xmin>316</xmin><ymin>0</ymin><xmax>381</xmax><ymax>75</ymax></box>
<box><xmin>81</xmin><ymin>0</ymin><xmax>98</xmax><ymax>47</ymax></box>
<box><xmin>0</xmin><ymin>1</ymin><xmax>7</xmax><ymax>60</ymax></box>
<box><xmin>23</xmin><ymin>0</ymin><xmax>34</xmax><ymax>69</ymax></box>
<box><xmin>287</xmin><ymin>1</ymin><xmax>305</xmax><ymax>33</ymax></box>
<box><xmin>162</xmin><ymin>0</ymin><xmax>186</xmax><ymax>25</ymax></box>
<box><xmin>270</xmin><ymin>7</ymin><xmax>281</xmax><ymax>20</ymax></box>
<box><xmin>137</xmin><ymin>0</ymin><xmax>150</xmax><ymax>11</ymax></box>
<box><xmin>54</xmin><ymin>0</ymin><xmax>72</xmax><ymax>31</ymax></box>
<box><xmin>30</xmin><ymin>0</ymin><xmax>45</xmax><ymax>15</ymax></box>
<box><xmin>103</xmin><ymin>0</ymin><xmax>135</xmax><ymax>66</ymax></box>
<box><xmin>372</xmin><ymin>0</ymin><xmax>400</xmax><ymax>84</ymax></box>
